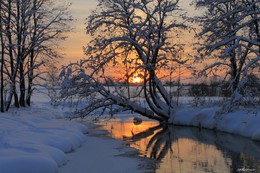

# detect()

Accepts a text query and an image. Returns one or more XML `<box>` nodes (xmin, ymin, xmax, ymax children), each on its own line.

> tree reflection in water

<box><xmin>125</xmin><ymin>124</ymin><xmax>171</xmax><ymax>160</ymax></box>
<box><xmin>123</xmin><ymin>124</ymin><xmax>260</xmax><ymax>173</ymax></box>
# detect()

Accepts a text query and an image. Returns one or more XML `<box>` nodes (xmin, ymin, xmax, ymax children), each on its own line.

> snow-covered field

<box><xmin>0</xmin><ymin>92</ymin><xmax>146</xmax><ymax>173</ymax></box>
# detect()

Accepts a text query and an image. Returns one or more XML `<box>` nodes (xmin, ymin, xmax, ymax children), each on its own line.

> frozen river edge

<box><xmin>59</xmin><ymin>121</ymin><xmax>155</xmax><ymax>173</ymax></box>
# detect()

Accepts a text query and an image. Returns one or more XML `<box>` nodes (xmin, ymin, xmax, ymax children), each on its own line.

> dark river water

<box><xmin>96</xmin><ymin>114</ymin><xmax>260</xmax><ymax>173</ymax></box>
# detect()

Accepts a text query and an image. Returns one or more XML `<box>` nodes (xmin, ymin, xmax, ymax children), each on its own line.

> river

<box><xmin>95</xmin><ymin>114</ymin><xmax>260</xmax><ymax>173</ymax></box>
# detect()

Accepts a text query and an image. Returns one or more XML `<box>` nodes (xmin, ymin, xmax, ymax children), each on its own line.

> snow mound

<box><xmin>170</xmin><ymin>107</ymin><xmax>260</xmax><ymax>141</ymax></box>
<box><xmin>0</xmin><ymin>110</ymin><xmax>88</xmax><ymax>173</ymax></box>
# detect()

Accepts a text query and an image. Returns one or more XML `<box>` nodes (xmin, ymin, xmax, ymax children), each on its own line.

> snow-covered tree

<box><xmin>60</xmin><ymin>0</ymin><xmax>187</xmax><ymax>122</ymax></box>
<box><xmin>0</xmin><ymin>0</ymin><xmax>72</xmax><ymax>111</ymax></box>
<box><xmin>23</xmin><ymin>0</ymin><xmax>72</xmax><ymax>106</ymax></box>
<box><xmin>194</xmin><ymin>0</ymin><xmax>260</xmax><ymax>107</ymax></box>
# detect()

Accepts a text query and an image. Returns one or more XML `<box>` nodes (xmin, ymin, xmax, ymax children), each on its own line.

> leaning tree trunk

<box><xmin>143</xmin><ymin>69</ymin><xmax>172</xmax><ymax>122</ymax></box>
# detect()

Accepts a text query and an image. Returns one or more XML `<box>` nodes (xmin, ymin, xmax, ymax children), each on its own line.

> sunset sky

<box><xmin>62</xmin><ymin>0</ymin><xmax>98</xmax><ymax>63</ymax></box>
<box><xmin>62</xmin><ymin>0</ymin><xmax>197</xmax><ymax>64</ymax></box>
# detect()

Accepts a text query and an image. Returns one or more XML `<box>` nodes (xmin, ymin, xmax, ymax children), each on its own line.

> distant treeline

<box><xmin>166</xmin><ymin>74</ymin><xmax>260</xmax><ymax>98</ymax></box>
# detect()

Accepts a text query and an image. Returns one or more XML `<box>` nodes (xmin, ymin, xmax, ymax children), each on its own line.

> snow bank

<box><xmin>0</xmin><ymin>107</ymin><xmax>88</xmax><ymax>173</ymax></box>
<box><xmin>170</xmin><ymin>107</ymin><xmax>260</xmax><ymax>141</ymax></box>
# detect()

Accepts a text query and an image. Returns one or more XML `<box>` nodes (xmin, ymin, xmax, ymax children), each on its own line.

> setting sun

<box><xmin>131</xmin><ymin>73</ymin><xmax>144</xmax><ymax>84</ymax></box>
<box><xmin>132</xmin><ymin>76</ymin><xmax>142</xmax><ymax>83</ymax></box>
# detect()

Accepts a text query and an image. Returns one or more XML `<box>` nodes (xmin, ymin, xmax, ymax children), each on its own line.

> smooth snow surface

<box><xmin>170</xmin><ymin>107</ymin><xmax>260</xmax><ymax>141</ymax></box>
<box><xmin>0</xmin><ymin>92</ymin><xmax>146</xmax><ymax>173</ymax></box>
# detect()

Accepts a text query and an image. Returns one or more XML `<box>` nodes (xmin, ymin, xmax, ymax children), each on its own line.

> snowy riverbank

<box><xmin>1</xmin><ymin>90</ymin><xmax>260</xmax><ymax>173</ymax></box>
<box><xmin>0</xmin><ymin>93</ymin><xmax>148</xmax><ymax>173</ymax></box>
<box><xmin>0</xmin><ymin>107</ymin><xmax>87</xmax><ymax>173</ymax></box>
<box><xmin>170</xmin><ymin>106</ymin><xmax>260</xmax><ymax>141</ymax></box>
